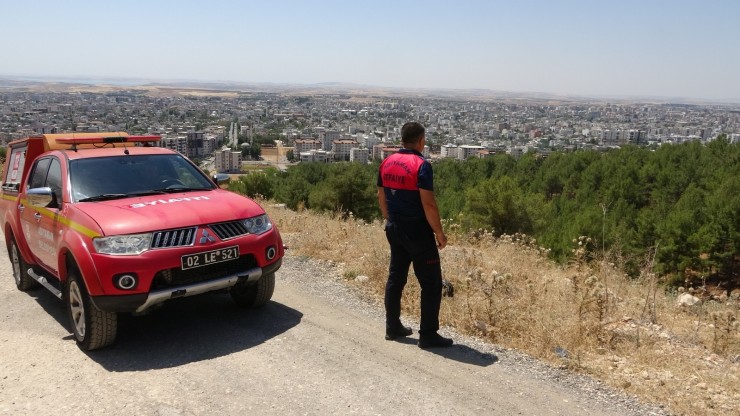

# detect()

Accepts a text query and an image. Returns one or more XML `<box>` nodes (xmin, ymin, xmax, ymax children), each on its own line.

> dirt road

<box><xmin>0</xmin><ymin>249</ymin><xmax>664</xmax><ymax>415</ymax></box>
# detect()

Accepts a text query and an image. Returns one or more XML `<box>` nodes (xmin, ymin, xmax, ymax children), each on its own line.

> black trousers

<box><xmin>384</xmin><ymin>218</ymin><xmax>442</xmax><ymax>335</ymax></box>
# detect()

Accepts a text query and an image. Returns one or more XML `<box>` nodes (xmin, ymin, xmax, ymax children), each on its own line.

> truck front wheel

<box><xmin>65</xmin><ymin>271</ymin><xmax>118</xmax><ymax>350</ymax></box>
<box><xmin>9</xmin><ymin>238</ymin><xmax>38</xmax><ymax>291</ymax></box>
<box><xmin>230</xmin><ymin>272</ymin><xmax>275</xmax><ymax>308</ymax></box>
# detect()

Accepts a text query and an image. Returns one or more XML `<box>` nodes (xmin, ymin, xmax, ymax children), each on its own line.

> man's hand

<box><xmin>420</xmin><ymin>189</ymin><xmax>447</xmax><ymax>249</ymax></box>
<box><xmin>435</xmin><ymin>232</ymin><xmax>447</xmax><ymax>249</ymax></box>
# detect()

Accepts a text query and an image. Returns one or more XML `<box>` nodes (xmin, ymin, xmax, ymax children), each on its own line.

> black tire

<box><xmin>9</xmin><ymin>238</ymin><xmax>39</xmax><ymax>291</ymax></box>
<box><xmin>230</xmin><ymin>272</ymin><xmax>275</xmax><ymax>308</ymax></box>
<box><xmin>65</xmin><ymin>270</ymin><xmax>118</xmax><ymax>350</ymax></box>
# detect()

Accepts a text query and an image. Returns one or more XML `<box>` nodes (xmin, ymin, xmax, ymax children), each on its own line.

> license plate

<box><xmin>181</xmin><ymin>246</ymin><xmax>239</xmax><ymax>270</ymax></box>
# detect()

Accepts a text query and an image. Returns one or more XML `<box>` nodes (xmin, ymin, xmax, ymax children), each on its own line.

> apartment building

<box><xmin>299</xmin><ymin>149</ymin><xmax>331</xmax><ymax>163</ymax></box>
<box><xmin>458</xmin><ymin>145</ymin><xmax>485</xmax><ymax>160</ymax></box>
<box><xmin>202</xmin><ymin>135</ymin><xmax>218</xmax><ymax>155</ymax></box>
<box><xmin>214</xmin><ymin>146</ymin><xmax>242</xmax><ymax>172</ymax></box>
<box><xmin>350</xmin><ymin>147</ymin><xmax>369</xmax><ymax>164</ymax></box>
<box><xmin>322</xmin><ymin>130</ymin><xmax>341</xmax><ymax>150</ymax></box>
<box><xmin>332</xmin><ymin>140</ymin><xmax>359</xmax><ymax>161</ymax></box>
<box><xmin>161</xmin><ymin>136</ymin><xmax>188</xmax><ymax>155</ymax></box>
<box><xmin>372</xmin><ymin>144</ymin><xmax>430</xmax><ymax>161</ymax></box>
<box><xmin>441</xmin><ymin>144</ymin><xmax>459</xmax><ymax>158</ymax></box>
<box><xmin>370</xmin><ymin>145</ymin><xmax>396</xmax><ymax>160</ymax></box>
<box><xmin>294</xmin><ymin>139</ymin><xmax>322</xmax><ymax>156</ymax></box>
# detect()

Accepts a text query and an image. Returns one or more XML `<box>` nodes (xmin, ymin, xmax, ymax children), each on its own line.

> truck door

<box><xmin>20</xmin><ymin>157</ymin><xmax>63</xmax><ymax>275</ymax></box>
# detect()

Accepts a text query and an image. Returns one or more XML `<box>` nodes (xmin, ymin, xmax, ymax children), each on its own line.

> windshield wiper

<box><xmin>78</xmin><ymin>194</ymin><xmax>129</xmax><ymax>202</ymax></box>
<box><xmin>126</xmin><ymin>190</ymin><xmax>168</xmax><ymax>197</ymax></box>
<box><xmin>151</xmin><ymin>187</ymin><xmax>212</xmax><ymax>193</ymax></box>
<box><xmin>77</xmin><ymin>188</ymin><xmax>211</xmax><ymax>201</ymax></box>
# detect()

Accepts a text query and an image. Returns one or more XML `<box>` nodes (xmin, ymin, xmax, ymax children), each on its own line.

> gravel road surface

<box><xmin>0</xmin><ymin>248</ymin><xmax>668</xmax><ymax>416</ymax></box>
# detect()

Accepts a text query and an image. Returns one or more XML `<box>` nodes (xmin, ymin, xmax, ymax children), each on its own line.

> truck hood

<box><xmin>74</xmin><ymin>189</ymin><xmax>266</xmax><ymax>236</ymax></box>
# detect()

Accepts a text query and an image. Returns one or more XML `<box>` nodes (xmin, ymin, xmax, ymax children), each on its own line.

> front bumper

<box><xmin>91</xmin><ymin>258</ymin><xmax>282</xmax><ymax>313</ymax></box>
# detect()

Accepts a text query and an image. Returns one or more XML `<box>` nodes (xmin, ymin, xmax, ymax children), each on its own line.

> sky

<box><xmin>1</xmin><ymin>0</ymin><xmax>739</xmax><ymax>101</ymax></box>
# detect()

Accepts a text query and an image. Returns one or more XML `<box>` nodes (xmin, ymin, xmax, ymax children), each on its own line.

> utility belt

<box><xmin>388</xmin><ymin>213</ymin><xmax>425</xmax><ymax>222</ymax></box>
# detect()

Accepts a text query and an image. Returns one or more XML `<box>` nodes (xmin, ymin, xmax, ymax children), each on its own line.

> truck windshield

<box><xmin>69</xmin><ymin>154</ymin><xmax>216</xmax><ymax>202</ymax></box>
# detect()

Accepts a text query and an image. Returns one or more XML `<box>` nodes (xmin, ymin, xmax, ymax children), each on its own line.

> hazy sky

<box><xmin>1</xmin><ymin>0</ymin><xmax>739</xmax><ymax>101</ymax></box>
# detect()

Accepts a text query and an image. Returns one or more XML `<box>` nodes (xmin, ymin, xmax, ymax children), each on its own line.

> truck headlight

<box><xmin>93</xmin><ymin>233</ymin><xmax>152</xmax><ymax>255</ymax></box>
<box><xmin>242</xmin><ymin>214</ymin><xmax>272</xmax><ymax>235</ymax></box>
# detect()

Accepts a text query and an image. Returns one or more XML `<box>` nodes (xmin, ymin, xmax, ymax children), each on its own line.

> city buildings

<box><xmin>1</xmin><ymin>86</ymin><xmax>738</xmax><ymax>175</ymax></box>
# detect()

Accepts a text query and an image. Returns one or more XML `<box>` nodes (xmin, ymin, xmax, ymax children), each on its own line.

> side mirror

<box><xmin>27</xmin><ymin>187</ymin><xmax>56</xmax><ymax>208</ymax></box>
<box><xmin>213</xmin><ymin>173</ymin><xmax>231</xmax><ymax>186</ymax></box>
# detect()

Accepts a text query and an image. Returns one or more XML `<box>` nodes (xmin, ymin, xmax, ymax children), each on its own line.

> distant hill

<box><xmin>1</xmin><ymin>75</ymin><xmax>738</xmax><ymax>105</ymax></box>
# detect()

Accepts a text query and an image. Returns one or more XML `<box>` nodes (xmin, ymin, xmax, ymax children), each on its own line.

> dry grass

<box><xmin>265</xmin><ymin>203</ymin><xmax>740</xmax><ymax>416</ymax></box>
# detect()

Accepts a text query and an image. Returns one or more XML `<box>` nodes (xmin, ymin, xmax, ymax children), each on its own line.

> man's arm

<box><xmin>420</xmin><ymin>188</ymin><xmax>447</xmax><ymax>249</ymax></box>
<box><xmin>377</xmin><ymin>187</ymin><xmax>389</xmax><ymax>221</ymax></box>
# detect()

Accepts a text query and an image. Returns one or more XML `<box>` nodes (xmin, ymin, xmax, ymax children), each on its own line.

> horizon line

<box><xmin>1</xmin><ymin>74</ymin><xmax>739</xmax><ymax>106</ymax></box>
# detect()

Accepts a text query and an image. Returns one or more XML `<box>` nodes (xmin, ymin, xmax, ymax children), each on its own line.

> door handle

<box><xmin>34</xmin><ymin>212</ymin><xmax>42</xmax><ymax>222</ymax></box>
<box><xmin>18</xmin><ymin>203</ymin><xmax>25</xmax><ymax>212</ymax></box>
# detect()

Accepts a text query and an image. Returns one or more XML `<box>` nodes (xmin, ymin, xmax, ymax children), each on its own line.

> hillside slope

<box><xmin>265</xmin><ymin>203</ymin><xmax>739</xmax><ymax>415</ymax></box>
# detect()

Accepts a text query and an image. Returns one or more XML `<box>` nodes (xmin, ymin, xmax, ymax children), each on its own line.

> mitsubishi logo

<box><xmin>199</xmin><ymin>229</ymin><xmax>216</xmax><ymax>244</ymax></box>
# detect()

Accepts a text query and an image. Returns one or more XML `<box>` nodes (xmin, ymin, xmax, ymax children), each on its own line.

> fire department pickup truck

<box><xmin>1</xmin><ymin>132</ymin><xmax>284</xmax><ymax>350</ymax></box>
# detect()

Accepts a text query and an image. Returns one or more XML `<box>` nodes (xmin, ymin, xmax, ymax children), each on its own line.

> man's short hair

<box><xmin>401</xmin><ymin>122</ymin><xmax>425</xmax><ymax>146</ymax></box>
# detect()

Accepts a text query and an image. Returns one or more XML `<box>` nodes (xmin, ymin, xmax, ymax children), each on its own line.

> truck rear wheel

<box><xmin>230</xmin><ymin>272</ymin><xmax>275</xmax><ymax>308</ymax></box>
<box><xmin>65</xmin><ymin>270</ymin><xmax>118</xmax><ymax>350</ymax></box>
<box><xmin>9</xmin><ymin>238</ymin><xmax>39</xmax><ymax>291</ymax></box>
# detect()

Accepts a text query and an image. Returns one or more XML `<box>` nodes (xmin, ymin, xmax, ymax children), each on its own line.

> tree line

<box><xmin>229</xmin><ymin>137</ymin><xmax>739</xmax><ymax>283</ymax></box>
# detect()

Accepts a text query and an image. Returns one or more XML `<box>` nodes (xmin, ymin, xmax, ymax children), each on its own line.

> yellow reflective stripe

<box><xmin>18</xmin><ymin>199</ymin><xmax>101</xmax><ymax>239</ymax></box>
<box><xmin>57</xmin><ymin>215</ymin><xmax>101</xmax><ymax>239</ymax></box>
<box><xmin>1</xmin><ymin>194</ymin><xmax>18</xmax><ymax>202</ymax></box>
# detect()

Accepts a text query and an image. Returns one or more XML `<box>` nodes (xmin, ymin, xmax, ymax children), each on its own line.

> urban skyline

<box><xmin>1</xmin><ymin>1</ymin><xmax>739</xmax><ymax>102</ymax></box>
<box><xmin>2</xmin><ymin>87</ymin><xmax>737</xmax><ymax>164</ymax></box>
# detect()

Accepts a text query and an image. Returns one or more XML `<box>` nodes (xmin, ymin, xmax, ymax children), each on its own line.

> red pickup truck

<box><xmin>1</xmin><ymin>132</ymin><xmax>284</xmax><ymax>350</ymax></box>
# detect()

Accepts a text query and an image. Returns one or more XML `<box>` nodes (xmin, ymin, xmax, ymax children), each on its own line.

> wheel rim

<box><xmin>10</xmin><ymin>243</ymin><xmax>21</xmax><ymax>286</ymax></box>
<box><xmin>68</xmin><ymin>281</ymin><xmax>86</xmax><ymax>338</ymax></box>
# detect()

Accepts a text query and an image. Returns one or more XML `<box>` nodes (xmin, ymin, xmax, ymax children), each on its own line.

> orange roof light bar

<box><xmin>55</xmin><ymin>135</ymin><xmax>162</xmax><ymax>145</ymax></box>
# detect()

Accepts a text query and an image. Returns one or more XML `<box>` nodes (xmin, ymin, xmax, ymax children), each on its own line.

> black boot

<box><xmin>385</xmin><ymin>325</ymin><xmax>413</xmax><ymax>340</ymax></box>
<box><xmin>418</xmin><ymin>332</ymin><xmax>453</xmax><ymax>348</ymax></box>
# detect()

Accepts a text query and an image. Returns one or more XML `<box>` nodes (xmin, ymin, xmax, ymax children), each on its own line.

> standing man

<box><xmin>377</xmin><ymin>122</ymin><xmax>453</xmax><ymax>348</ymax></box>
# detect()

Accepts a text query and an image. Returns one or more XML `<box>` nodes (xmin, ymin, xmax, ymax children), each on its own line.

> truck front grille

<box><xmin>209</xmin><ymin>220</ymin><xmax>248</xmax><ymax>240</ymax></box>
<box><xmin>151</xmin><ymin>227</ymin><xmax>197</xmax><ymax>248</ymax></box>
<box><xmin>149</xmin><ymin>220</ymin><xmax>247</xmax><ymax>250</ymax></box>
